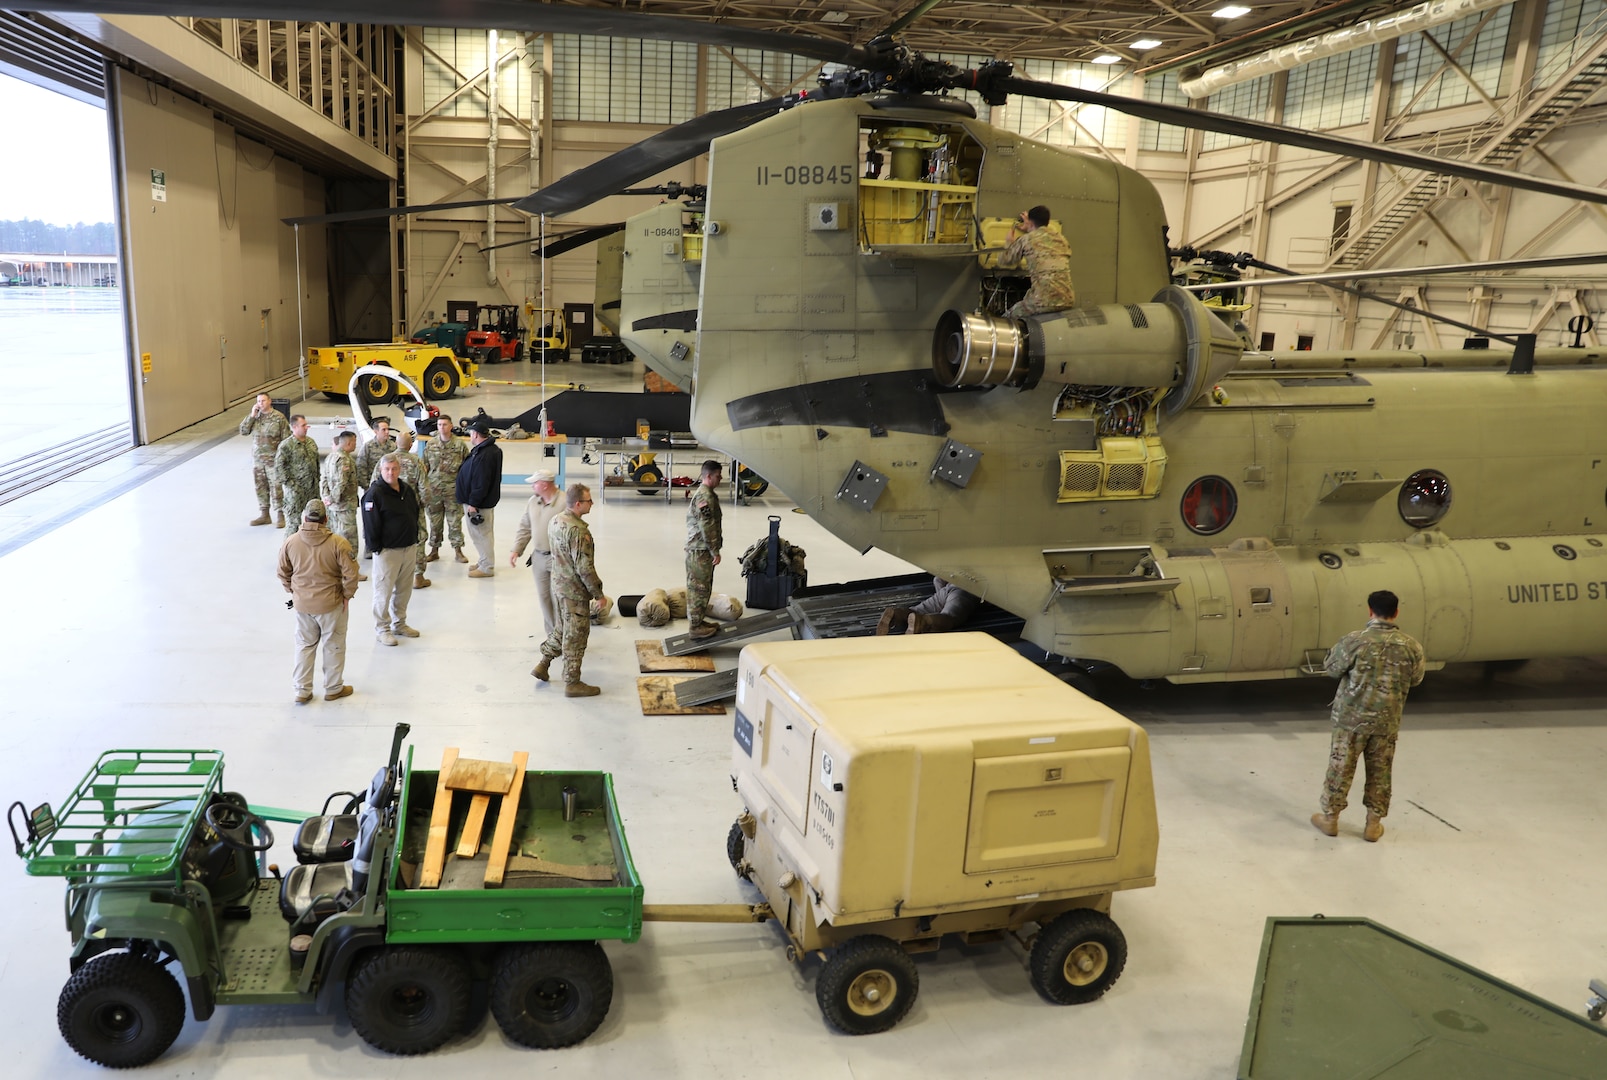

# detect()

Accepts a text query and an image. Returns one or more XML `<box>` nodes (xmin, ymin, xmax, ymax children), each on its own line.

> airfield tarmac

<box><xmin>1</xmin><ymin>358</ymin><xmax>1602</xmax><ymax>1078</ymax></box>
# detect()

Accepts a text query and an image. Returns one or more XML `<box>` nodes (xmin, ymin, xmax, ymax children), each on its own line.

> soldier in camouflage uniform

<box><xmin>1313</xmin><ymin>590</ymin><xmax>1426</xmax><ymax>843</ymax></box>
<box><xmin>1000</xmin><ymin>205</ymin><xmax>1076</xmax><ymax>319</ymax></box>
<box><xmin>685</xmin><ymin>460</ymin><xmax>724</xmax><ymax>640</ymax></box>
<box><xmin>273</xmin><ymin>415</ymin><xmax>322</xmax><ymax>529</ymax></box>
<box><xmin>239</xmin><ymin>393</ymin><xmax>291</xmax><ymax>526</ymax></box>
<box><xmin>421</xmin><ymin>415</ymin><xmax>468</xmax><ymax>562</ymax></box>
<box><xmin>394</xmin><ymin>427</ymin><xmax>431</xmax><ymax>589</ymax></box>
<box><xmin>355</xmin><ymin>417</ymin><xmax>396</xmax><ymax>487</ymax></box>
<box><xmin>319</xmin><ymin>430</ymin><xmax>366</xmax><ymax>581</ymax></box>
<box><xmin>532</xmin><ymin>483</ymin><xmax>603</xmax><ymax>697</ymax></box>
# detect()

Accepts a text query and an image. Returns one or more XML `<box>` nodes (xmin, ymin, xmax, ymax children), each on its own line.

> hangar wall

<box><xmin>113</xmin><ymin>66</ymin><xmax>328</xmax><ymax>442</ymax></box>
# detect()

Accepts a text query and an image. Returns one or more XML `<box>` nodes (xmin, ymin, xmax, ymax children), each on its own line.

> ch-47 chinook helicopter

<box><xmin>197</xmin><ymin>0</ymin><xmax>1607</xmax><ymax>687</ymax></box>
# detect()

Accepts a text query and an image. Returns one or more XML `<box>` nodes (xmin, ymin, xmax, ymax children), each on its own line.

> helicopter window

<box><xmin>1181</xmin><ymin>476</ymin><xmax>1237</xmax><ymax>536</ymax></box>
<box><xmin>1398</xmin><ymin>469</ymin><xmax>1451</xmax><ymax>528</ymax></box>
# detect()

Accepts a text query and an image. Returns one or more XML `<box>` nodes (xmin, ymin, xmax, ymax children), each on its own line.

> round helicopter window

<box><xmin>1181</xmin><ymin>476</ymin><xmax>1237</xmax><ymax>536</ymax></box>
<box><xmin>1398</xmin><ymin>469</ymin><xmax>1452</xmax><ymax>528</ymax></box>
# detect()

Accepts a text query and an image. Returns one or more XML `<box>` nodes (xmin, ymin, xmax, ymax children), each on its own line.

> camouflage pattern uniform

<box><xmin>319</xmin><ymin>447</ymin><xmax>361</xmax><ymax>554</ymax></box>
<box><xmin>393</xmin><ymin>450</ymin><xmax>431</xmax><ymax>576</ymax></box>
<box><xmin>421</xmin><ymin>434</ymin><xmax>468</xmax><ymax>554</ymax></box>
<box><xmin>539</xmin><ymin>510</ymin><xmax>604</xmax><ymax>683</ymax></box>
<box><xmin>274</xmin><ymin>434</ymin><xmax>322</xmax><ymax>527</ymax></box>
<box><xmin>1320</xmin><ymin>617</ymin><xmax>1426</xmax><ymax>817</ymax></box>
<box><xmin>684</xmin><ymin>482</ymin><xmax>723</xmax><ymax>629</ymax></box>
<box><xmin>238</xmin><ymin>407</ymin><xmax>290</xmax><ymax>515</ymax></box>
<box><xmin>1000</xmin><ymin>227</ymin><xmax>1076</xmax><ymax>318</ymax></box>
<box><xmin>356</xmin><ymin>434</ymin><xmax>396</xmax><ymax>488</ymax></box>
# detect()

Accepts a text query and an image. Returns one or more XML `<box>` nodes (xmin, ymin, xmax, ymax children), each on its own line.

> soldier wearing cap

<box><xmin>456</xmin><ymin>419</ymin><xmax>504</xmax><ymax>578</ymax></box>
<box><xmin>239</xmin><ymin>393</ymin><xmax>291</xmax><ymax>527</ymax></box>
<box><xmin>1311</xmin><ymin>589</ymin><xmax>1425</xmax><ymax>843</ymax></box>
<box><xmin>276</xmin><ymin>499</ymin><xmax>359</xmax><ymax>703</ymax></box>
<box><xmin>685</xmin><ymin>459</ymin><xmax>724</xmax><ymax>640</ymax></box>
<box><xmin>509</xmin><ymin>467</ymin><xmax>568</xmax><ymax>637</ymax></box>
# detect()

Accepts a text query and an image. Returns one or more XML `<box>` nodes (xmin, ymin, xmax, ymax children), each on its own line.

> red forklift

<box><xmin>464</xmin><ymin>304</ymin><xmax>525</xmax><ymax>364</ymax></box>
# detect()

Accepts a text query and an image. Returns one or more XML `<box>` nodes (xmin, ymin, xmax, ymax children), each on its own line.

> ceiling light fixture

<box><xmin>1131</xmin><ymin>38</ymin><xmax>1163</xmax><ymax>50</ymax></box>
<box><xmin>1213</xmin><ymin>5</ymin><xmax>1252</xmax><ymax>17</ymax></box>
<box><xmin>1092</xmin><ymin>53</ymin><xmax>1122</xmax><ymax>64</ymax></box>
<box><xmin>820</xmin><ymin>11</ymin><xmax>849</xmax><ymax>22</ymax></box>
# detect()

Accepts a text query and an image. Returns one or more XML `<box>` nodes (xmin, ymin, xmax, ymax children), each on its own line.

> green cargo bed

<box><xmin>1239</xmin><ymin>916</ymin><xmax>1607</xmax><ymax>1079</ymax></box>
<box><xmin>386</xmin><ymin>750</ymin><xmax>643</xmax><ymax>945</ymax></box>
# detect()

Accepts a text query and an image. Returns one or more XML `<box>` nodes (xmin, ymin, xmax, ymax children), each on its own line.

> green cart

<box><xmin>8</xmin><ymin>724</ymin><xmax>643</xmax><ymax>1068</ymax></box>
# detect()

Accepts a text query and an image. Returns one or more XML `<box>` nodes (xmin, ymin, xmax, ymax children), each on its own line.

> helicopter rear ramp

<box><xmin>1239</xmin><ymin>917</ymin><xmax>1607</xmax><ymax>1078</ymax></box>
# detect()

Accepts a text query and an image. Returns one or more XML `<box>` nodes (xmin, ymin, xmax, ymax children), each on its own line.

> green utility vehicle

<box><xmin>9</xmin><ymin>725</ymin><xmax>643</xmax><ymax>1068</ymax></box>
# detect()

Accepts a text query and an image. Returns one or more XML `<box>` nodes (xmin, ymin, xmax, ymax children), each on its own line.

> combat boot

<box><xmin>453</xmin><ymin>548</ymin><xmax>468</xmax><ymax>563</ymax></box>
<box><xmin>413</xmin><ymin>573</ymin><xmax>431</xmax><ymax>589</ymax></box>
<box><xmin>874</xmin><ymin>608</ymin><xmax>904</xmax><ymax>636</ymax></box>
<box><xmin>274</xmin><ymin>511</ymin><xmax>286</xmax><ymax>528</ymax></box>
<box><xmin>565</xmin><ymin>680</ymin><xmax>601</xmax><ymax>698</ymax></box>
<box><xmin>426</xmin><ymin>546</ymin><xmax>440</xmax><ymax>563</ymax></box>
<box><xmin>250</xmin><ymin>511</ymin><xmax>271</xmax><ymax>526</ymax></box>
<box><xmin>1364</xmin><ymin>813</ymin><xmax>1385</xmax><ymax>842</ymax></box>
<box><xmin>690</xmin><ymin>622</ymin><xmax>718</xmax><ymax>640</ymax></box>
<box><xmin>1310</xmin><ymin>812</ymin><xmax>1339</xmax><ymax>837</ymax></box>
<box><xmin>532</xmin><ymin>658</ymin><xmax>551</xmax><ymax>681</ymax></box>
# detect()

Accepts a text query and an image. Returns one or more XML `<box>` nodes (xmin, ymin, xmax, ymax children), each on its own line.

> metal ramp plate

<box><xmin>1240</xmin><ymin>917</ymin><xmax>1607</xmax><ymax>1079</ymax></box>
<box><xmin>662</xmin><ymin>607</ymin><xmax>795</xmax><ymax>656</ymax></box>
<box><xmin>672</xmin><ymin>669</ymin><xmax>739</xmax><ymax>707</ymax></box>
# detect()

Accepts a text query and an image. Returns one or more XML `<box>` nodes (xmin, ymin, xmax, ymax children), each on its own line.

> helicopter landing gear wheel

<box><xmin>815</xmin><ymin>935</ymin><xmax>918</xmax><ymax>1035</ymax></box>
<box><xmin>1029</xmin><ymin>909</ymin><xmax>1127</xmax><ymax>1005</ymax></box>
<box><xmin>57</xmin><ymin>952</ymin><xmax>185</xmax><ymax>1068</ymax></box>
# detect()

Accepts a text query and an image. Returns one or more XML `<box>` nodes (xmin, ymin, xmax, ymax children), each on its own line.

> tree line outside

<box><xmin>0</xmin><ymin>219</ymin><xmax>116</xmax><ymax>254</ymax></box>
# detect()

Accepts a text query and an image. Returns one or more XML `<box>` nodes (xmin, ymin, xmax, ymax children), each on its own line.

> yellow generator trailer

<box><xmin>728</xmin><ymin>633</ymin><xmax>1159</xmax><ymax>1034</ymax></box>
<box><xmin>305</xmin><ymin>342</ymin><xmax>477</xmax><ymax>404</ymax></box>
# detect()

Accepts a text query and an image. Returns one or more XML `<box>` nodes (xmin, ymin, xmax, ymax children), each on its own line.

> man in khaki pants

<box><xmin>362</xmin><ymin>453</ymin><xmax>423</xmax><ymax>647</ymax></box>
<box><xmin>509</xmin><ymin>469</ymin><xmax>567</xmax><ymax>637</ymax></box>
<box><xmin>276</xmin><ymin>500</ymin><xmax>359</xmax><ymax>703</ymax></box>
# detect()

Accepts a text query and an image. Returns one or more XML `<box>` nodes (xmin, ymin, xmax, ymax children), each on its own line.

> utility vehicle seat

<box><xmin>292</xmin><ymin>766</ymin><xmax>392</xmax><ymax>864</ymax></box>
<box><xmin>280</xmin><ymin>806</ymin><xmax>380</xmax><ymax>923</ymax></box>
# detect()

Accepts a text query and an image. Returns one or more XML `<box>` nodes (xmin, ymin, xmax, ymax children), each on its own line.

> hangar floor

<box><xmin>2</xmin><ymin>361</ymin><xmax>1604</xmax><ymax>1078</ymax></box>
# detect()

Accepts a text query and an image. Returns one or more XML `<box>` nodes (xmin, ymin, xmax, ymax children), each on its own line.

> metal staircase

<box><xmin>1329</xmin><ymin>26</ymin><xmax>1607</xmax><ymax>270</ymax></box>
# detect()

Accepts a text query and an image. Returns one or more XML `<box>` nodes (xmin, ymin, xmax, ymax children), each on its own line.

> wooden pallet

<box><xmin>637</xmin><ymin>674</ymin><xmax>727</xmax><ymax>715</ymax></box>
<box><xmin>635</xmin><ymin>639</ymin><xmax>716</xmax><ymax>673</ymax></box>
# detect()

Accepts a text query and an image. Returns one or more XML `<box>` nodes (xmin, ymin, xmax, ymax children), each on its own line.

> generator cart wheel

<box><xmin>815</xmin><ymin>935</ymin><xmax>919</xmax><ymax>1035</ymax></box>
<box><xmin>422</xmin><ymin>359</ymin><xmax>459</xmax><ymax>400</ymax></box>
<box><xmin>58</xmin><ymin>952</ymin><xmax>185</xmax><ymax>1068</ymax></box>
<box><xmin>726</xmin><ymin>819</ymin><xmax>751</xmax><ymax>879</ymax></box>
<box><xmin>345</xmin><ymin>946</ymin><xmax>470</xmax><ymax>1055</ymax></box>
<box><xmin>489</xmin><ymin>941</ymin><xmax>614</xmax><ymax>1048</ymax></box>
<box><xmin>1029</xmin><ymin>909</ymin><xmax>1127</xmax><ymax>1005</ymax></box>
<box><xmin>357</xmin><ymin>370</ymin><xmax>396</xmax><ymax>407</ymax></box>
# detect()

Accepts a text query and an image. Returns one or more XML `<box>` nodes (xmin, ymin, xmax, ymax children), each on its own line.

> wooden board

<box><xmin>418</xmin><ymin>747</ymin><xmax>460</xmax><ymax>889</ymax></box>
<box><xmin>455</xmin><ymin>793</ymin><xmax>491</xmax><ymax>858</ymax></box>
<box><xmin>445</xmin><ymin>757</ymin><xmax>516</xmax><ymax>794</ymax></box>
<box><xmin>506</xmin><ymin>854</ymin><xmax>616</xmax><ymax>882</ymax></box>
<box><xmin>483</xmin><ymin>750</ymin><xmax>530</xmax><ymax>888</ymax></box>
<box><xmin>637</xmin><ymin>675</ymin><xmax>727</xmax><ymax>715</ymax></box>
<box><xmin>635</xmin><ymin>639</ymin><xmax>717</xmax><ymax>672</ymax></box>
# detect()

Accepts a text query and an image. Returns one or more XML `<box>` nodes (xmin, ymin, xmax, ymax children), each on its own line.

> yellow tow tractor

<box><xmin>305</xmin><ymin>342</ymin><xmax>478</xmax><ymax>405</ymax></box>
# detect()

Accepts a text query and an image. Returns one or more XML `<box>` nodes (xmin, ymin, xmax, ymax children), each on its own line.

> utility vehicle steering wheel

<box><xmin>204</xmin><ymin>801</ymin><xmax>275</xmax><ymax>852</ymax></box>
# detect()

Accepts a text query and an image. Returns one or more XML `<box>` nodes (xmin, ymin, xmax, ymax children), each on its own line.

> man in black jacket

<box><xmin>456</xmin><ymin>420</ymin><xmax>504</xmax><ymax>579</ymax></box>
<box><xmin>362</xmin><ymin>453</ymin><xmax>423</xmax><ymax>646</ymax></box>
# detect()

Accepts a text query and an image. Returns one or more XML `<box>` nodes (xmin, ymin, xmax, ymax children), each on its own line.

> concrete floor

<box><xmin>2</xmin><ymin>362</ymin><xmax>1605</xmax><ymax>1078</ymax></box>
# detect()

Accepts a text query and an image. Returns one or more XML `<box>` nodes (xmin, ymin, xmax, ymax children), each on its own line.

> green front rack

<box><xmin>18</xmin><ymin>749</ymin><xmax>223</xmax><ymax>881</ymax></box>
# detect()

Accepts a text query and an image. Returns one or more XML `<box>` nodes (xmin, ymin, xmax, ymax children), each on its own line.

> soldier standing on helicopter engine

<box><xmin>1000</xmin><ymin>204</ymin><xmax>1076</xmax><ymax>319</ymax></box>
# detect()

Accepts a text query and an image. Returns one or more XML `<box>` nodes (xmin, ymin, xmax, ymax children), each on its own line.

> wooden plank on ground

<box><xmin>483</xmin><ymin>750</ymin><xmax>530</xmax><ymax>888</ymax></box>
<box><xmin>455</xmin><ymin>793</ymin><xmax>491</xmax><ymax>858</ymax></box>
<box><xmin>635</xmin><ymin>640</ymin><xmax>717</xmax><ymax>673</ymax></box>
<box><xmin>418</xmin><ymin>747</ymin><xmax>460</xmax><ymax>889</ymax></box>
<box><xmin>637</xmin><ymin>675</ymin><xmax>728</xmax><ymax>715</ymax></box>
<box><xmin>445</xmin><ymin>757</ymin><xmax>516</xmax><ymax>794</ymax></box>
<box><xmin>507</xmin><ymin>854</ymin><xmax>615</xmax><ymax>881</ymax></box>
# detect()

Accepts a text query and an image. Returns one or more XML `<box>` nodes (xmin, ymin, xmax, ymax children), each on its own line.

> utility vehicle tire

<box><xmin>422</xmin><ymin>359</ymin><xmax>458</xmax><ymax>400</ymax></box>
<box><xmin>58</xmin><ymin>951</ymin><xmax>185</xmax><ymax>1068</ymax></box>
<box><xmin>489</xmin><ymin>941</ymin><xmax>613</xmax><ymax>1048</ymax></box>
<box><xmin>815</xmin><ymin>935</ymin><xmax>918</xmax><ymax>1035</ymax></box>
<box><xmin>1029</xmin><ymin>909</ymin><xmax>1127</xmax><ymax>1005</ymax></box>
<box><xmin>357</xmin><ymin>370</ymin><xmax>395</xmax><ymax>407</ymax></box>
<box><xmin>345</xmin><ymin>946</ymin><xmax>470</xmax><ymax>1055</ymax></box>
<box><xmin>726</xmin><ymin>819</ymin><xmax>750</xmax><ymax>878</ymax></box>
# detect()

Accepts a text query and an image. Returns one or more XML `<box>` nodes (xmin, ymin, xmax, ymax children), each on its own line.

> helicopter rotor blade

<box><xmin>881</xmin><ymin>0</ymin><xmax>952</xmax><ymax>38</ymax></box>
<box><xmin>1183</xmin><ymin>252</ymin><xmax>1607</xmax><ymax>290</ymax></box>
<box><xmin>510</xmin><ymin>98</ymin><xmax>792</xmax><ymax>217</ymax></box>
<box><xmin>284</xmin><ymin>195</ymin><xmax>522</xmax><ymax>228</ymax></box>
<box><xmin>537</xmin><ymin>224</ymin><xmax>628</xmax><ymax>259</ymax></box>
<box><xmin>991</xmin><ymin>74</ymin><xmax>1607</xmax><ymax>208</ymax></box>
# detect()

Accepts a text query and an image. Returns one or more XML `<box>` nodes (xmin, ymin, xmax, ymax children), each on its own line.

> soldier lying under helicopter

<box><xmin>875</xmin><ymin>576</ymin><xmax>981</xmax><ymax>636</ymax></box>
